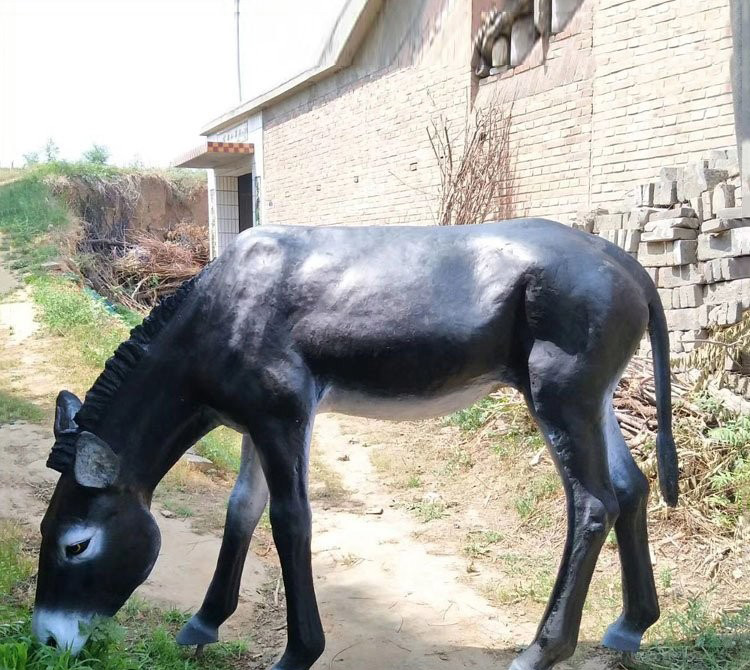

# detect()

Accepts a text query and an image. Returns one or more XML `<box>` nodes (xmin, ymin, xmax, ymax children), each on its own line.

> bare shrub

<box><xmin>428</xmin><ymin>103</ymin><xmax>513</xmax><ymax>226</ymax></box>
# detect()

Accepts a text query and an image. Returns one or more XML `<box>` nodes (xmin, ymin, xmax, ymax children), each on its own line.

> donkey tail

<box><xmin>647</xmin><ymin>291</ymin><xmax>679</xmax><ymax>507</ymax></box>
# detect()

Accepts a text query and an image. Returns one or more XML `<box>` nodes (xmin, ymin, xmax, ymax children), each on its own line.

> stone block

<box><xmin>714</xmin><ymin>182</ymin><xmax>736</xmax><ymax>211</ymax></box>
<box><xmin>702</xmin><ymin>256</ymin><xmax>750</xmax><ymax>283</ymax></box>
<box><xmin>492</xmin><ymin>36</ymin><xmax>510</xmax><ymax>68</ymax></box>
<box><xmin>665</xmin><ymin>306</ymin><xmax>704</xmax><ymax>331</ymax></box>
<box><xmin>679</xmin><ymin>329</ymin><xmax>709</xmax><ymax>352</ymax></box>
<box><xmin>573</xmin><ymin>207</ymin><xmax>606</xmax><ymax>233</ymax></box>
<box><xmin>678</xmin><ymin>162</ymin><xmax>730</xmax><ymax>200</ymax></box>
<box><xmin>643</xmin><ymin>217</ymin><xmax>700</xmax><ymax>231</ymax></box>
<box><xmin>629</xmin><ymin>207</ymin><xmax>659</xmax><ymax>228</ymax></box>
<box><xmin>701</xmin><ymin>190</ymin><xmax>714</xmax><ymax>221</ymax></box>
<box><xmin>595</xmin><ymin>213</ymin><xmax>625</xmax><ymax>232</ymax></box>
<box><xmin>701</xmin><ymin>217</ymin><xmax>748</xmax><ymax>234</ymax></box>
<box><xmin>717</xmin><ymin>206</ymin><xmax>744</xmax><ymax>219</ymax></box>
<box><xmin>534</xmin><ymin>0</ymin><xmax>551</xmax><ymax>34</ymax></box>
<box><xmin>673</xmin><ymin>284</ymin><xmax>703</xmax><ymax>309</ymax></box>
<box><xmin>634</xmin><ymin>183</ymin><xmax>655</xmax><ymax>207</ymax></box>
<box><xmin>654</xmin><ymin>168</ymin><xmax>681</xmax><ymax>207</ymax></box>
<box><xmin>657</xmin><ymin>264</ymin><xmax>705</xmax><ymax>288</ymax></box>
<box><xmin>707</xmin><ymin>148</ymin><xmax>740</xmax><ymax>177</ymax></box>
<box><xmin>510</xmin><ymin>15</ymin><xmax>538</xmax><ymax>67</ymax></box>
<box><xmin>697</xmin><ymin>228</ymin><xmax>750</xmax><ymax>261</ymax></box>
<box><xmin>600</xmin><ymin>229</ymin><xmax>640</xmax><ymax>252</ymax></box>
<box><xmin>551</xmin><ymin>0</ymin><xmax>579</xmax><ymax>32</ymax></box>
<box><xmin>641</xmin><ymin>226</ymin><xmax>697</xmax><ymax>242</ymax></box>
<box><xmin>657</xmin><ymin>288</ymin><xmax>673</xmax><ymax>310</ymax></box>
<box><xmin>689</xmin><ymin>196</ymin><xmax>704</xmax><ymax>223</ymax></box>
<box><xmin>637</xmin><ymin>240</ymin><xmax>697</xmax><ymax>266</ymax></box>
<box><xmin>621</xmin><ymin>230</ymin><xmax>640</xmax><ymax>253</ymax></box>
<box><xmin>649</xmin><ymin>206</ymin><xmax>697</xmax><ymax>222</ymax></box>
<box><xmin>706</xmin><ymin>301</ymin><xmax>743</xmax><ymax>327</ymax></box>
<box><xmin>623</xmin><ymin>188</ymin><xmax>636</xmax><ymax>211</ymax></box>
<box><xmin>704</xmin><ymin>278</ymin><xmax>750</xmax><ymax>305</ymax></box>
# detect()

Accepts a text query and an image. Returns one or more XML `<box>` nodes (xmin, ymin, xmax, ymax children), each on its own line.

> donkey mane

<box><xmin>75</xmin><ymin>272</ymin><xmax>203</xmax><ymax>432</ymax></box>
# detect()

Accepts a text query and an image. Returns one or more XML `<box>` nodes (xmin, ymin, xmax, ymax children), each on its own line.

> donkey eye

<box><xmin>66</xmin><ymin>539</ymin><xmax>91</xmax><ymax>557</ymax></box>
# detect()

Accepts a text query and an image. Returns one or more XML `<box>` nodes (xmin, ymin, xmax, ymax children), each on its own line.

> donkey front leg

<box><xmin>177</xmin><ymin>435</ymin><xmax>269</xmax><ymax>646</ymax></box>
<box><xmin>253</xmin><ymin>413</ymin><xmax>325</xmax><ymax>670</ymax></box>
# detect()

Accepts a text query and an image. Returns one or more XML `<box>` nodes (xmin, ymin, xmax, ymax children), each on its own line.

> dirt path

<box><xmin>0</xmin><ymin>267</ymin><xmax>611</xmax><ymax>669</ymax></box>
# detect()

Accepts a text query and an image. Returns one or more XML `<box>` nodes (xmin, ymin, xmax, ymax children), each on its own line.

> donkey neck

<box><xmin>87</xmin><ymin>354</ymin><xmax>217</xmax><ymax>492</ymax></box>
<box><xmin>74</xmin><ymin>275</ymin><xmax>218</xmax><ymax>493</ymax></box>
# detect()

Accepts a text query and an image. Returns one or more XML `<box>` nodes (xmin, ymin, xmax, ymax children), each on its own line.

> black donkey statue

<box><xmin>33</xmin><ymin>218</ymin><xmax>678</xmax><ymax>670</ymax></box>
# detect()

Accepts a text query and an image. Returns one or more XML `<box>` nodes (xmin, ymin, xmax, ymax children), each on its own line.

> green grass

<box><xmin>0</xmin><ymin>522</ymin><xmax>254</xmax><ymax>670</ymax></box>
<box><xmin>0</xmin><ymin>176</ymin><xmax>70</xmax><ymax>274</ymax></box>
<box><xmin>447</xmin><ymin>395</ymin><xmax>506</xmax><ymax>432</ymax></box>
<box><xmin>626</xmin><ymin>600</ymin><xmax>750</xmax><ymax>670</ymax></box>
<box><xmin>463</xmin><ymin>529</ymin><xmax>504</xmax><ymax>559</ymax></box>
<box><xmin>0</xmin><ymin>389</ymin><xmax>45</xmax><ymax>424</ymax></box>
<box><xmin>195</xmin><ymin>427</ymin><xmax>242</xmax><ymax>474</ymax></box>
<box><xmin>514</xmin><ymin>472</ymin><xmax>561</xmax><ymax>521</ymax></box>
<box><xmin>30</xmin><ymin>276</ymin><xmax>137</xmax><ymax>374</ymax></box>
<box><xmin>409</xmin><ymin>500</ymin><xmax>446</xmax><ymax>522</ymax></box>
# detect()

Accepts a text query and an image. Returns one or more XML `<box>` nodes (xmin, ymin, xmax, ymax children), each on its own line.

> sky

<box><xmin>0</xmin><ymin>0</ymin><xmax>346</xmax><ymax>167</ymax></box>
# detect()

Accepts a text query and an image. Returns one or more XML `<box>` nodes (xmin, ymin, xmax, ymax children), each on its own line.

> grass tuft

<box><xmin>196</xmin><ymin>427</ymin><xmax>242</xmax><ymax>473</ymax></box>
<box><xmin>0</xmin><ymin>520</ymin><xmax>255</xmax><ymax>670</ymax></box>
<box><xmin>0</xmin><ymin>389</ymin><xmax>45</xmax><ymax>425</ymax></box>
<box><xmin>626</xmin><ymin>600</ymin><xmax>750</xmax><ymax>670</ymax></box>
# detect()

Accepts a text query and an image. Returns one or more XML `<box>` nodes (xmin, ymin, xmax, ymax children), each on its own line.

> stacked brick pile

<box><xmin>580</xmin><ymin>148</ymin><xmax>745</xmax><ymax>355</ymax></box>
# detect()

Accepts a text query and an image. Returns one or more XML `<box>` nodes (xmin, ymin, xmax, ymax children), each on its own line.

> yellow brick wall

<box><xmin>589</xmin><ymin>0</ymin><xmax>736</xmax><ymax>210</ymax></box>
<box><xmin>263</xmin><ymin>0</ymin><xmax>471</xmax><ymax>227</ymax></box>
<box><xmin>261</xmin><ymin>0</ymin><xmax>736</xmax><ymax>227</ymax></box>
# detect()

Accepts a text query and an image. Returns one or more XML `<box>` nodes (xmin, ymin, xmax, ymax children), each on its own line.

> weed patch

<box><xmin>0</xmin><ymin>389</ymin><xmax>44</xmax><ymax>424</ymax></box>
<box><xmin>0</xmin><ymin>176</ymin><xmax>69</xmax><ymax>274</ymax></box>
<box><xmin>196</xmin><ymin>427</ymin><xmax>242</xmax><ymax>473</ymax></box>
<box><xmin>626</xmin><ymin>600</ymin><xmax>750</xmax><ymax>670</ymax></box>
<box><xmin>28</xmin><ymin>276</ymin><xmax>138</xmax><ymax>388</ymax></box>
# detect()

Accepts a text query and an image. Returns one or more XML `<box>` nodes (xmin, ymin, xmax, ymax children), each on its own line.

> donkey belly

<box><xmin>319</xmin><ymin>376</ymin><xmax>504</xmax><ymax>420</ymax></box>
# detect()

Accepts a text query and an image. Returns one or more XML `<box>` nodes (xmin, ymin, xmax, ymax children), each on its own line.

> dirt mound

<box><xmin>49</xmin><ymin>172</ymin><xmax>209</xmax><ymax>309</ymax></box>
<box><xmin>50</xmin><ymin>172</ymin><xmax>206</xmax><ymax>240</ymax></box>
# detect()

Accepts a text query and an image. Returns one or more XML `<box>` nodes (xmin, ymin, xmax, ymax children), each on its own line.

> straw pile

<box><xmin>76</xmin><ymin>221</ymin><xmax>209</xmax><ymax>311</ymax></box>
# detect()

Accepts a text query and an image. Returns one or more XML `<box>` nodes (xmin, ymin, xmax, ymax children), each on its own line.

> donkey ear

<box><xmin>74</xmin><ymin>432</ymin><xmax>120</xmax><ymax>489</ymax></box>
<box><xmin>54</xmin><ymin>390</ymin><xmax>82</xmax><ymax>438</ymax></box>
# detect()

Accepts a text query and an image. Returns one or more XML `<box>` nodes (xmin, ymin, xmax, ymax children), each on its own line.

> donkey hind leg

<box><xmin>601</xmin><ymin>404</ymin><xmax>660</xmax><ymax>652</ymax></box>
<box><xmin>177</xmin><ymin>435</ymin><xmax>269</xmax><ymax>646</ymax></box>
<box><xmin>512</xmin><ymin>352</ymin><xmax>620</xmax><ymax>670</ymax></box>
<box><xmin>253</xmin><ymin>414</ymin><xmax>324</xmax><ymax>670</ymax></box>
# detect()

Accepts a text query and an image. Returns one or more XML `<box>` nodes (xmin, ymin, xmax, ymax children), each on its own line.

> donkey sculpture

<box><xmin>33</xmin><ymin>219</ymin><xmax>678</xmax><ymax>670</ymax></box>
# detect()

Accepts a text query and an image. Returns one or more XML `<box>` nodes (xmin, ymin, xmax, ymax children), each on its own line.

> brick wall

<box><xmin>261</xmin><ymin>0</ymin><xmax>736</xmax><ymax>227</ymax></box>
<box><xmin>262</xmin><ymin>0</ymin><xmax>471</xmax><ymax>227</ymax></box>
<box><xmin>589</xmin><ymin>0</ymin><xmax>736</xmax><ymax>211</ymax></box>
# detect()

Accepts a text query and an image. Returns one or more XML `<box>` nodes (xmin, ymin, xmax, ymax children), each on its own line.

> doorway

<box><xmin>238</xmin><ymin>173</ymin><xmax>253</xmax><ymax>232</ymax></box>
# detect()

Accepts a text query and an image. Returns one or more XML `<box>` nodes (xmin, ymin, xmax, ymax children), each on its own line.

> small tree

<box><xmin>43</xmin><ymin>138</ymin><xmax>60</xmax><ymax>162</ymax></box>
<box><xmin>82</xmin><ymin>144</ymin><xmax>110</xmax><ymax>165</ymax></box>
<box><xmin>22</xmin><ymin>151</ymin><xmax>40</xmax><ymax>167</ymax></box>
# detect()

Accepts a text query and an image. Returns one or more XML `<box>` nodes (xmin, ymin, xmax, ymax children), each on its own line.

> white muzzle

<box><xmin>32</xmin><ymin>608</ymin><xmax>93</xmax><ymax>655</ymax></box>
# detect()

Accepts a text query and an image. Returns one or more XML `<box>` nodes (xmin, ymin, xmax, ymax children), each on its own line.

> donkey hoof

<box><xmin>176</xmin><ymin>615</ymin><xmax>218</xmax><ymax>646</ymax></box>
<box><xmin>508</xmin><ymin>649</ymin><xmax>541</xmax><ymax>670</ymax></box>
<box><xmin>602</xmin><ymin>620</ymin><xmax>644</xmax><ymax>653</ymax></box>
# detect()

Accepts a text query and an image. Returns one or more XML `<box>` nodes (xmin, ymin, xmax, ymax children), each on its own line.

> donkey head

<box><xmin>32</xmin><ymin>391</ymin><xmax>161</xmax><ymax>654</ymax></box>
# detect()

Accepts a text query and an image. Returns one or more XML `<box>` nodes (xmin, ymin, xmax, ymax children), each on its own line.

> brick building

<box><xmin>175</xmin><ymin>0</ymin><xmax>746</xmax><ymax>258</ymax></box>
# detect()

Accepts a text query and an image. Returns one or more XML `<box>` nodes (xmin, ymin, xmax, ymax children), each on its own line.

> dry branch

<box><xmin>428</xmin><ymin>103</ymin><xmax>513</xmax><ymax>226</ymax></box>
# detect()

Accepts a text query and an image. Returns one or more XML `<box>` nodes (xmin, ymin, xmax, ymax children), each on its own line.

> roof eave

<box><xmin>201</xmin><ymin>0</ymin><xmax>383</xmax><ymax>137</ymax></box>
